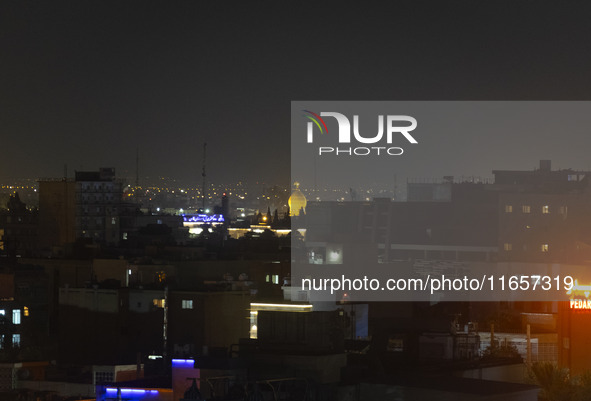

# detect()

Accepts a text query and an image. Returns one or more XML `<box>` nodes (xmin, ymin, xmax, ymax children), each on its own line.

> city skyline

<box><xmin>5</xmin><ymin>2</ymin><xmax>591</xmax><ymax>398</ymax></box>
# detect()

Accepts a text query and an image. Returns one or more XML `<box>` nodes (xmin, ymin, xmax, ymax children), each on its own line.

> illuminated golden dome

<box><xmin>289</xmin><ymin>182</ymin><xmax>307</xmax><ymax>216</ymax></box>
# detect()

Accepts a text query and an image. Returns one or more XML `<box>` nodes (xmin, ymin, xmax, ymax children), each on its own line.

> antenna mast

<box><xmin>202</xmin><ymin>142</ymin><xmax>207</xmax><ymax>210</ymax></box>
<box><xmin>136</xmin><ymin>147</ymin><xmax>139</xmax><ymax>188</ymax></box>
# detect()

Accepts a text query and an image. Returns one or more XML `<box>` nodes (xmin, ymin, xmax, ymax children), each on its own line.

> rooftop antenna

<box><xmin>136</xmin><ymin>147</ymin><xmax>139</xmax><ymax>188</ymax></box>
<box><xmin>202</xmin><ymin>142</ymin><xmax>207</xmax><ymax>210</ymax></box>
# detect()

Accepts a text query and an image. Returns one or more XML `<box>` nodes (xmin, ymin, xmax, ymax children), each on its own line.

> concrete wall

<box><xmin>17</xmin><ymin>380</ymin><xmax>95</xmax><ymax>397</ymax></box>
<box><xmin>453</xmin><ymin>363</ymin><xmax>529</xmax><ymax>384</ymax></box>
<box><xmin>59</xmin><ymin>287</ymin><xmax>119</xmax><ymax>313</ymax></box>
<box><xmin>355</xmin><ymin>383</ymin><xmax>538</xmax><ymax>401</ymax></box>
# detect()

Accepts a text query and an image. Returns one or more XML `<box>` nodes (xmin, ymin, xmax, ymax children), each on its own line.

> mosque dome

<box><xmin>288</xmin><ymin>182</ymin><xmax>307</xmax><ymax>216</ymax></box>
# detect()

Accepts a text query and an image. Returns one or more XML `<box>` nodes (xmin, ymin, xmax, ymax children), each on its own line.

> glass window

<box><xmin>95</xmin><ymin>372</ymin><xmax>114</xmax><ymax>384</ymax></box>
<box><xmin>541</xmin><ymin>244</ymin><xmax>549</xmax><ymax>252</ymax></box>
<box><xmin>12</xmin><ymin>309</ymin><xmax>20</xmax><ymax>325</ymax></box>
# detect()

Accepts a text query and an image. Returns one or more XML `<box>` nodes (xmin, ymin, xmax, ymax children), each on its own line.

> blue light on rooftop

<box><xmin>105</xmin><ymin>388</ymin><xmax>159</xmax><ymax>395</ymax></box>
<box><xmin>171</xmin><ymin>358</ymin><xmax>195</xmax><ymax>368</ymax></box>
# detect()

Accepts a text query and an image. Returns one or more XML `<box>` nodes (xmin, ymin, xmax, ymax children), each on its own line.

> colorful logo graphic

<box><xmin>303</xmin><ymin>110</ymin><xmax>328</xmax><ymax>142</ymax></box>
<box><xmin>302</xmin><ymin>109</ymin><xmax>418</xmax><ymax>156</ymax></box>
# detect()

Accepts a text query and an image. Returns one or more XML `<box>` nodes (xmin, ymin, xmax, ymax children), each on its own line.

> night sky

<box><xmin>2</xmin><ymin>2</ymin><xmax>591</xmax><ymax>186</ymax></box>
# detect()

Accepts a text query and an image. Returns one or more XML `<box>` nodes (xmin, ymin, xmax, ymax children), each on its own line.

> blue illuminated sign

<box><xmin>171</xmin><ymin>358</ymin><xmax>195</xmax><ymax>368</ymax></box>
<box><xmin>182</xmin><ymin>214</ymin><xmax>224</xmax><ymax>223</ymax></box>
<box><xmin>105</xmin><ymin>388</ymin><xmax>159</xmax><ymax>395</ymax></box>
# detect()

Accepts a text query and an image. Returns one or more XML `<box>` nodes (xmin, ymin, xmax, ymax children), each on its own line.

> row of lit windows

<box><xmin>503</xmin><ymin>243</ymin><xmax>549</xmax><ymax>252</ymax></box>
<box><xmin>0</xmin><ymin>308</ymin><xmax>28</xmax><ymax>324</ymax></box>
<box><xmin>0</xmin><ymin>334</ymin><xmax>20</xmax><ymax>349</ymax></box>
<box><xmin>152</xmin><ymin>299</ymin><xmax>194</xmax><ymax>309</ymax></box>
<box><xmin>505</xmin><ymin>205</ymin><xmax>567</xmax><ymax>214</ymax></box>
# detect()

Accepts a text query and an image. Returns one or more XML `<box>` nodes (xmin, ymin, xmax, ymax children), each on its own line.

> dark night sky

<box><xmin>2</xmin><ymin>1</ymin><xmax>591</xmax><ymax>186</ymax></box>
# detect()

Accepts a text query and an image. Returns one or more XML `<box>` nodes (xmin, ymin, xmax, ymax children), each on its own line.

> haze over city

<box><xmin>2</xmin><ymin>2</ymin><xmax>591</xmax><ymax>401</ymax></box>
<box><xmin>3</xmin><ymin>2</ymin><xmax>591</xmax><ymax>187</ymax></box>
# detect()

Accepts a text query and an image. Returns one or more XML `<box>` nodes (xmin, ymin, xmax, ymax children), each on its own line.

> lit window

<box><xmin>12</xmin><ymin>334</ymin><xmax>20</xmax><ymax>347</ymax></box>
<box><xmin>265</xmin><ymin>274</ymin><xmax>270</xmax><ymax>283</ymax></box>
<box><xmin>272</xmin><ymin>275</ymin><xmax>279</xmax><ymax>285</ymax></box>
<box><xmin>153</xmin><ymin>299</ymin><xmax>165</xmax><ymax>308</ymax></box>
<box><xmin>182</xmin><ymin>300</ymin><xmax>193</xmax><ymax>309</ymax></box>
<box><xmin>503</xmin><ymin>243</ymin><xmax>512</xmax><ymax>251</ymax></box>
<box><xmin>504</xmin><ymin>205</ymin><xmax>513</xmax><ymax>213</ymax></box>
<box><xmin>542</xmin><ymin>205</ymin><xmax>549</xmax><ymax>214</ymax></box>
<box><xmin>541</xmin><ymin>244</ymin><xmax>549</xmax><ymax>252</ymax></box>
<box><xmin>111</xmin><ymin>218</ymin><xmax>116</xmax><ymax>225</ymax></box>
<box><xmin>23</xmin><ymin>307</ymin><xmax>29</xmax><ymax>317</ymax></box>
<box><xmin>12</xmin><ymin>309</ymin><xmax>20</xmax><ymax>325</ymax></box>
<box><xmin>387</xmin><ymin>337</ymin><xmax>404</xmax><ymax>352</ymax></box>
<box><xmin>0</xmin><ymin>310</ymin><xmax>5</xmax><ymax>316</ymax></box>
<box><xmin>123</xmin><ymin>232</ymin><xmax>128</xmax><ymax>240</ymax></box>
<box><xmin>522</xmin><ymin>205</ymin><xmax>531</xmax><ymax>213</ymax></box>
